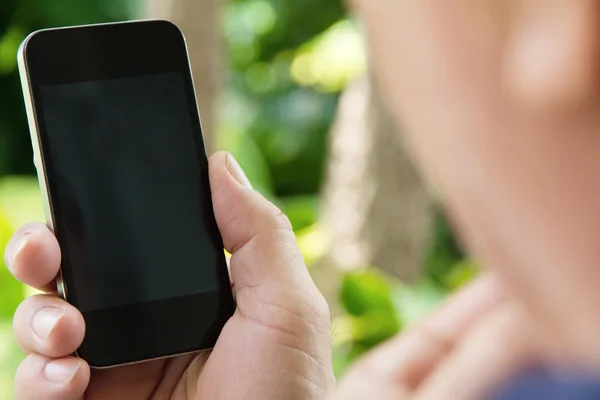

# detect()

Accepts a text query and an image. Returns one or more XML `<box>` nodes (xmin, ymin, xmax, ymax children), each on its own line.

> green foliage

<box><xmin>0</xmin><ymin>178</ymin><xmax>43</xmax><ymax>319</ymax></box>
<box><xmin>0</xmin><ymin>212</ymin><xmax>21</xmax><ymax>319</ymax></box>
<box><xmin>0</xmin><ymin>25</ymin><xmax>23</xmax><ymax>74</ymax></box>
<box><xmin>225</xmin><ymin>0</ymin><xmax>345</xmax><ymax>65</ymax></box>
<box><xmin>444</xmin><ymin>259</ymin><xmax>477</xmax><ymax>291</ymax></box>
<box><xmin>0</xmin><ymin>321</ymin><xmax>23</xmax><ymax>400</ymax></box>
<box><xmin>341</xmin><ymin>270</ymin><xmax>397</xmax><ymax>318</ymax></box>
<box><xmin>0</xmin><ymin>208</ymin><xmax>24</xmax><ymax>397</ymax></box>
<box><xmin>332</xmin><ymin>209</ymin><xmax>473</xmax><ymax>377</ymax></box>
<box><xmin>423</xmin><ymin>207</ymin><xmax>466</xmax><ymax>290</ymax></box>
<box><xmin>223</xmin><ymin>0</ymin><xmax>349</xmax><ymax>197</ymax></box>
<box><xmin>219</xmin><ymin>126</ymin><xmax>275</xmax><ymax>197</ymax></box>
<box><xmin>340</xmin><ymin>271</ymin><xmax>400</xmax><ymax>347</ymax></box>
<box><xmin>393</xmin><ymin>279</ymin><xmax>447</xmax><ymax>327</ymax></box>
<box><xmin>278</xmin><ymin>195</ymin><xmax>319</xmax><ymax>231</ymax></box>
<box><xmin>0</xmin><ymin>176</ymin><xmax>44</xmax><ymax>227</ymax></box>
<box><xmin>333</xmin><ymin>269</ymin><xmax>403</xmax><ymax>375</ymax></box>
<box><xmin>295</xmin><ymin>223</ymin><xmax>329</xmax><ymax>267</ymax></box>
<box><xmin>0</xmin><ymin>177</ymin><xmax>44</xmax><ymax>395</ymax></box>
<box><xmin>290</xmin><ymin>19</ymin><xmax>365</xmax><ymax>92</ymax></box>
<box><xmin>0</xmin><ymin>1</ymin><xmax>133</xmax><ymax>176</ymax></box>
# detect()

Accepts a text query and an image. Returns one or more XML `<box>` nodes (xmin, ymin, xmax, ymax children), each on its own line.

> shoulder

<box><xmin>494</xmin><ymin>368</ymin><xmax>600</xmax><ymax>400</ymax></box>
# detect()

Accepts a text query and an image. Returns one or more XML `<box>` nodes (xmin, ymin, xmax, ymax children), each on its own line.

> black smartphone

<box><xmin>17</xmin><ymin>20</ymin><xmax>234</xmax><ymax>368</ymax></box>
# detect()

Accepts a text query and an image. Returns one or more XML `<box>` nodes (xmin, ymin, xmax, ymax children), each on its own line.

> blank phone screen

<box><xmin>39</xmin><ymin>73</ymin><xmax>219</xmax><ymax>312</ymax></box>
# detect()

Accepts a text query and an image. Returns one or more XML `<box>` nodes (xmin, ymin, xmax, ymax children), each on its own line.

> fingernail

<box><xmin>7</xmin><ymin>231</ymin><xmax>33</xmax><ymax>272</ymax></box>
<box><xmin>44</xmin><ymin>359</ymin><xmax>81</xmax><ymax>385</ymax></box>
<box><xmin>226</xmin><ymin>153</ymin><xmax>252</xmax><ymax>189</ymax></box>
<box><xmin>32</xmin><ymin>307</ymin><xmax>64</xmax><ymax>341</ymax></box>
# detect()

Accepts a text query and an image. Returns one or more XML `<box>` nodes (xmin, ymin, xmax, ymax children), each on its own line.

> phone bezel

<box><xmin>17</xmin><ymin>20</ymin><xmax>234</xmax><ymax>368</ymax></box>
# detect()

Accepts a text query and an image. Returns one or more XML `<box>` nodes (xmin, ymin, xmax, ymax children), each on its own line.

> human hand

<box><xmin>331</xmin><ymin>275</ymin><xmax>539</xmax><ymax>400</ymax></box>
<box><xmin>7</xmin><ymin>151</ymin><xmax>335</xmax><ymax>400</ymax></box>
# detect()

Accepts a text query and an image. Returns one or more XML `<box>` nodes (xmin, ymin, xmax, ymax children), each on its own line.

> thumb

<box><xmin>205</xmin><ymin>151</ymin><xmax>335</xmax><ymax>400</ymax></box>
<box><xmin>208</xmin><ymin>152</ymin><xmax>326</xmax><ymax>314</ymax></box>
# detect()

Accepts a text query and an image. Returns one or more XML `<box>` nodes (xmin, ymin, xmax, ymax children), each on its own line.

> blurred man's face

<box><xmin>354</xmin><ymin>1</ymin><xmax>600</xmax><ymax>366</ymax></box>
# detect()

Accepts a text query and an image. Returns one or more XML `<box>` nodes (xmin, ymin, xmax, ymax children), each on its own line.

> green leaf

<box><xmin>278</xmin><ymin>195</ymin><xmax>319</xmax><ymax>231</ymax></box>
<box><xmin>340</xmin><ymin>269</ymin><xmax>397</xmax><ymax>318</ymax></box>
<box><xmin>0</xmin><ymin>25</ymin><xmax>25</xmax><ymax>75</ymax></box>
<box><xmin>350</xmin><ymin>311</ymin><xmax>400</xmax><ymax>348</ymax></box>
<box><xmin>423</xmin><ymin>208</ymin><xmax>465</xmax><ymax>289</ymax></box>
<box><xmin>444</xmin><ymin>259</ymin><xmax>477</xmax><ymax>291</ymax></box>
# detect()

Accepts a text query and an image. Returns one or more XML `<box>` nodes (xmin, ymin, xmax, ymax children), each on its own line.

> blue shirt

<box><xmin>495</xmin><ymin>369</ymin><xmax>600</xmax><ymax>400</ymax></box>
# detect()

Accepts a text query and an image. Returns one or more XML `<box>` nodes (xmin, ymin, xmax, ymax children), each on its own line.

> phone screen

<box><xmin>39</xmin><ymin>72</ymin><xmax>219</xmax><ymax>312</ymax></box>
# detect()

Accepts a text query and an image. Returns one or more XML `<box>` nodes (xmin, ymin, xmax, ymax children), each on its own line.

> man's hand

<box><xmin>7</xmin><ymin>151</ymin><xmax>335</xmax><ymax>400</ymax></box>
<box><xmin>332</xmin><ymin>275</ymin><xmax>539</xmax><ymax>400</ymax></box>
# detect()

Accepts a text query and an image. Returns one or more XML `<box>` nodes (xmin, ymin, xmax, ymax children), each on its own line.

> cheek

<box><xmin>361</xmin><ymin>1</ymin><xmax>506</xmax><ymax>175</ymax></box>
<box><xmin>361</xmin><ymin>0</ymin><xmax>600</xmax><ymax>350</ymax></box>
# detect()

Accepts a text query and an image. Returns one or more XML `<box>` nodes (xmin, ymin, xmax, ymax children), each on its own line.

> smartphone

<box><xmin>17</xmin><ymin>20</ymin><xmax>235</xmax><ymax>368</ymax></box>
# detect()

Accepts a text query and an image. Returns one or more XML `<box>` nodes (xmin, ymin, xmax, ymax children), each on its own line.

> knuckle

<box><xmin>237</xmin><ymin>290</ymin><xmax>303</xmax><ymax>346</ymax></box>
<box><xmin>271</xmin><ymin>208</ymin><xmax>293</xmax><ymax>231</ymax></box>
<box><xmin>238</xmin><ymin>285</ymin><xmax>326</xmax><ymax>343</ymax></box>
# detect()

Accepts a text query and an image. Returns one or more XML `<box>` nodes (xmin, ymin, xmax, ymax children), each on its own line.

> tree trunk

<box><xmin>320</xmin><ymin>74</ymin><xmax>433</xmax><ymax>282</ymax></box>
<box><xmin>141</xmin><ymin>0</ymin><xmax>221</xmax><ymax>152</ymax></box>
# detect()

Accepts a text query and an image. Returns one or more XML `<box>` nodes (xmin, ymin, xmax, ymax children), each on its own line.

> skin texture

<box><xmin>7</xmin><ymin>152</ymin><xmax>335</xmax><ymax>400</ymax></box>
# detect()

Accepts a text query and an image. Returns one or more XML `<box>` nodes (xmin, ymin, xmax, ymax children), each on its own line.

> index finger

<box><xmin>332</xmin><ymin>274</ymin><xmax>505</xmax><ymax>399</ymax></box>
<box><xmin>414</xmin><ymin>304</ymin><xmax>534</xmax><ymax>400</ymax></box>
<box><xmin>4</xmin><ymin>222</ymin><xmax>61</xmax><ymax>292</ymax></box>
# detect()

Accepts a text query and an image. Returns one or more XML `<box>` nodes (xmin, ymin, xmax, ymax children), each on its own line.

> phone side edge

<box><xmin>17</xmin><ymin>38</ymin><xmax>68</xmax><ymax>301</ymax></box>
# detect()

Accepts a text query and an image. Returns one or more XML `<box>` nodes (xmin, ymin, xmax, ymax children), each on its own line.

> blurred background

<box><xmin>0</xmin><ymin>0</ymin><xmax>473</xmax><ymax>396</ymax></box>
